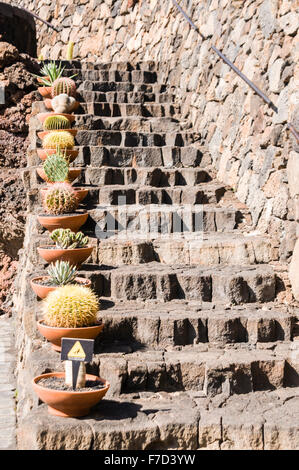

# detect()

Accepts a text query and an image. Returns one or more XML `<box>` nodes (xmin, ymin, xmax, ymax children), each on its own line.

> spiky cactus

<box><xmin>47</xmin><ymin>261</ymin><xmax>77</xmax><ymax>286</ymax></box>
<box><xmin>50</xmin><ymin>228</ymin><xmax>89</xmax><ymax>249</ymax></box>
<box><xmin>43</xmin><ymin>153</ymin><xmax>69</xmax><ymax>182</ymax></box>
<box><xmin>51</xmin><ymin>94</ymin><xmax>77</xmax><ymax>113</ymax></box>
<box><xmin>43</xmin><ymin>285</ymin><xmax>99</xmax><ymax>328</ymax></box>
<box><xmin>42</xmin><ymin>130</ymin><xmax>75</xmax><ymax>150</ymax></box>
<box><xmin>52</xmin><ymin>77</ymin><xmax>76</xmax><ymax>98</ymax></box>
<box><xmin>42</xmin><ymin>182</ymin><xmax>79</xmax><ymax>215</ymax></box>
<box><xmin>43</xmin><ymin>115</ymin><xmax>71</xmax><ymax>131</ymax></box>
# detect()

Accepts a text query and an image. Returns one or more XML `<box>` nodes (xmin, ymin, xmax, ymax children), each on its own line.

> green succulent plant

<box><xmin>43</xmin><ymin>115</ymin><xmax>71</xmax><ymax>131</ymax></box>
<box><xmin>42</xmin><ymin>182</ymin><xmax>78</xmax><ymax>215</ymax></box>
<box><xmin>47</xmin><ymin>261</ymin><xmax>77</xmax><ymax>286</ymax></box>
<box><xmin>43</xmin><ymin>285</ymin><xmax>99</xmax><ymax>328</ymax></box>
<box><xmin>43</xmin><ymin>152</ymin><xmax>69</xmax><ymax>183</ymax></box>
<box><xmin>33</xmin><ymin>61</ymin><xmax>65</xmax><ymax>86</ymax></box>
<box><xmin>50</xmin><ymin>228</ymin><xmax>89</xmax><ymax>249</ymax></box>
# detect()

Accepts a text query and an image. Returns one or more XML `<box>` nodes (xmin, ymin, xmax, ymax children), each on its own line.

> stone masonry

<box><xmin>6</xmin><ymin>0</ymin><xmax>299</xmax><ymax>297</ymax></box>
<box><xmin>13</xmin><ymin>60</ymin><xmax>299</xmax><ymax>450</ymax></box>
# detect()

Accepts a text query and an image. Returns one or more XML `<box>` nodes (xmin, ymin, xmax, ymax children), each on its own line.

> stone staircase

<box><xmin>16</xmin><ymin>61</ymin><xmax>299</xmax><ymax>450</ymax></box>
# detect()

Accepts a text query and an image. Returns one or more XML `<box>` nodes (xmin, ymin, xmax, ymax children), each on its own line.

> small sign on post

<box><xmin>61</xmin><ymin>338</ymin><xmax>94</xmax><ymax>390</ymax></box>
<box><xmin>0</xmin><ymin>82</ymin><xmax>5</xmax><ymax>105</ymax></box>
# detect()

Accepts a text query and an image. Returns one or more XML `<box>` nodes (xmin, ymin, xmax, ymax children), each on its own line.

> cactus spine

<box><xmin>43</xmin><ymin>115</ymin><xmax>71</xmax><ymax>131</ymax></box>
<box><xmin>43</xmin><ymin>285</ymin><xmax>99</xmax><ymax>328</ymax></box>
<box><xmin>42</xmin><ymin>131</ymin><xmax>75</xmax><ymax>150</ymax></box>
<box><xmin>42</xmin><ymin>182</ymin><xmax>78</xmax><ymax>215</ymax></box>
<box><xmin>50</xmin><ymin>228</ymin><xmax>89</xmax><ymax>249</ymax></box>
<box><xmin>43</xmin><ymin>153</ymin><xmax>69</xmax><ymax>182</ymax></box>
<box><xmin>52</xmin><ymin>77</ymin><xmax>76</xmax><ymax>98</ymax></box>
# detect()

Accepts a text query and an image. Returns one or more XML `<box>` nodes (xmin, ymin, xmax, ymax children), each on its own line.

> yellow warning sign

<box><xmin>67</xmin><ymin>341</ymin><xmax>86</xmax><ymax>360</ymax></box>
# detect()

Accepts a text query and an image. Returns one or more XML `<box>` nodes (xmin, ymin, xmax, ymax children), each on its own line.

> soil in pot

<box><xmin>38</xmin><ymin>377</ymin><xmax>106</xmax><ymax>392</ymax></box>
<box><xmin>33</xmin><ymin>372</ymin><xmax>110</xmax><ymax>417</ymax></box>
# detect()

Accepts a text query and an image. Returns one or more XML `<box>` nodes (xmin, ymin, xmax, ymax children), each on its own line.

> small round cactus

<box><xmin>42</xmin><ymin>131</ymin><xmax>75</xmax><ymax>150</ymax></box>
<box><xmin>43</xmin><ymin>153</ymin><xmax>69</xmax><ymax>182</ymax></box>
<box><xmin>43</xmin><ymin>285</ymin><xmax>99</xmax><ymax>328</ymax></box>
<box><xmin>52</xmin><ymin>77</ymin><xmax>76</xmax><ymax>98</ymax></box>
<box><xmin>51</xmin><ymin>94</ymin><xmax>77</xmax><ymax>114</ymax></box>
<box><xmin>43</xmin><ymin>115</ymin><xmax>71</xmax><ymax>131</ymax></box>
<box><xmin>42</xmin><ymin>182</ymin><xmax>79</xmax><ymax>215</ymax></box>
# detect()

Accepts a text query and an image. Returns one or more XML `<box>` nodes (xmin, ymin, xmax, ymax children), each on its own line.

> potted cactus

<box><xmin>37</xmin><ymin>181</ymin><xmax>88</xmax><ymax>232</ymax></box>
<box><xmin>37</xmin><ymin>148</ymin><xmax>82</xmax><ymax>184</ymax></box>
<box><xmin>33</xmin><ymin>370</ymin><xmax>109</xmax><ymax>417</ymax></box>
<box><xmin>37</xmin><ymin>285</ymin><xmax>104</xmax><ymax>351</ymax></box>
<box><xmin>38</xmin><ymin>116</ymin><xmax>78</xmax><ymax>140</ymax></box>
<box><xmin>37</xmin><ymin>130</ymin><xmax>78</xmax><ymax>162</ymax></box>
<box><xmin>30</xmin><ymin>260</ymin><xmax>91</xmax><ymax>299</ymax></box>
<box><xmin>38</xmin><ymin>229</ymin><xmax>93</xmax><ymax>267</ymax></box>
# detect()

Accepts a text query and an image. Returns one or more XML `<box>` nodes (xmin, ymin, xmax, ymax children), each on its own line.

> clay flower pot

<box><xmin>37</xmin><ymin>76</ymin><xmax>50</xmax><ymax>84</ymax></box>
<box><xmin>37</xmin><ymin>112</ymin><xmax>76</xmax><ymax>124</ymax></box>
<box><xmin>37</xmin><ymin>212</ymin><xmax>88</xmax><ymax>233</ymax></box>
<box><xmin>38</xmin><ymin>86</ymin><xmax>52</xmax><ymax>98</ymax></box>
<box><xmin>37</xmin><ymin>148</ymin><xmax>79</xmax><ymax>163</ymax></box>
<box><xmin>33</xmin><ymin>372</ymin><xmax>110</xmax><ymax>417</ymax></box>
<box><xmin>41</xmin><ymin>187</ymin><xmax>88</xmax><ymax>203</ymax></box>
<box><xmin>38</xmin><ymin>245</ymin><xmax>93</xmax><ymax>266</ymax></box>
<box><xmin>38</xmin><ymin>129</ymin><xmax>78</xmax><ymax>140</ymax></box>
<box><xmin>30</xmin><ymin>276</ymin><xmax>91</xmax><ymax>299</ymax></box>
<box><xmin>37</xmin><ymin>321</ymin><xmax>104</xmax><ymax>351</ymax></box>
<box><xmin>36</xmin><ymin>167</ymin><xmax>81</xmax><ymax>183</ymax></box>
<box><xmin>44</xmin><ymin>98</ymin><xmax>80</xmax><ymax>111</ymax></box>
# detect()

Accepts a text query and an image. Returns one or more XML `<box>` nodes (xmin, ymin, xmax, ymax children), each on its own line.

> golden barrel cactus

<box><xmin>43</xmin><ymin>285</ymin><xmax>99</xmax><ymax>328</ymax></box>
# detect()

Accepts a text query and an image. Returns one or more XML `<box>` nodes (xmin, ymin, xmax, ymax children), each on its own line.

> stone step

<box><xmin>84</xmin><ymin>166</ymin><xmax>212</xmax><ymax>186</ymax></box>
<box><xmin>76</xmin><ymin>102</ymin><xmax>180</xmax><ymax>118</ymax></box>
<box><xmin>94</xmin><ymin>345</ymin><xmax>298</xmax><ymax>398</ymax></box>
<box><xmin>60</xmin><ymin>60</ymin><xmax>158</xmax><ymax>72</ymax></box>
<box><xmin>94</xmin><ymin>233</ymin><xmax>275</xmax><ymax>266</ymax></box>
<box><xmin>17</xmin><ymin>387</ymin><xmax>299</xmax><ymax>450</ymax></box>
<box><xmin>31</xmin><ymin>230</ymin><xmax>272</xmax><ymax>267</ymax></box>
<box><xmin>92</xmin><ymin>182</ymin><xmax>226</xmax><ymax>206</ymax></box>
<box><xmin>76</xmin><ymin>82</ymin><xmax>166</xmax><ymax>94</ymax></box>
<box><xmin>22</xmin><ymin>339</ymin><xmax>298</xmax><ymax>399</ymax></box>
<box><xmin>32</xmin><ymin>114</ymin><xmax>182</xmax><ymax>133</ymax></box>
<box><xmin>57</xmin><ymin>130</ymin><xmax>198</xmax><ymax>148</ymax></box>
<box><xmin>77</xmin><ymin>263</ymin><xmax>277</xmax><ymax>304</ymax></box>
<box><xmin>99</xmin><ymin>301</ymin><xmax>295</xmax><ymax>348</ymax></box>
<box><xmin>79</xmin><ymin>91</ymin><xmax>175</xmax><ymax>104</ymax></box>
<box><xmin>71</xmin><ymin>69</ymin><xmax>159</xmax><ymax>84</ymax></box>
<box><xmin>87</xmin><ymin>204</ymin><xmax>245</xmax><ymax>234</ymax></box>
<box><xmin>28</xmin><ymin>142</ymin><xmax>208</xmax><ymax>169</ymax></box>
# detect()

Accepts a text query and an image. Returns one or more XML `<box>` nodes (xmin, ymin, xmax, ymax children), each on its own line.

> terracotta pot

<box><xmin>37</xmin><ymin>148</ymin><xmax>79</xmax><ymax>163</ymax></box>
<box><xmin>36</xmin><ymin>167</ymin><xmax>81</xmax><ymax>183</ymax></box>
<box><xmin>44</xmin><ymin>98</ymin><xmax>80</xmax><ymax>111</ymax></box>
<box><xmin>37</xmin><ymin>112</ymin><xmax>75</xmax><ymax>124</ymax></box>
<box><xmin>38</xmin><ymin>129</ymin><xmax>78</xmax><ymax>140</ymax></box>
<box><xmin>37</xmin><ymin>213</ymin><xmax>88</xmax><ymax>232</ymax></box>
<box><xmin>37</xmin><ymin>321</ymin><xmax>103</xmax><ymax>351</ymax></box>
<box><xmin>41</xmin><ymin>187</ymin><xmax>88</xmax><ymax>203</ymax></box>
<box><xmin>30</xmin><ymin>276</ymin><xmax>91</xmax><ymax>299</ymax></box>
<box><xmin>38</xmin><ymin>245</ymin><xmax>93</xmax><ymax>266</ymax></box>
<box><xmin>38</xmin><ymin>86</ymin><xmax>52</xmax><ymax>98</ymax></box>
<box><xmin>37</xmin><ymin>76</ymin><xmax>50</xmax><ymax>84</ymax></box>
<box><xmin>33</xmin><ymin>372</ymin><xmax>110</xmax><ymax>417</ymax></box>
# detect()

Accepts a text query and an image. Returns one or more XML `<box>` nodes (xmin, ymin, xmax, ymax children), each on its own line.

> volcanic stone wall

<box><xmin>7</xmin><ymin>0</ymin><xmax>299</xmax><ymax>283</ymax></box>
